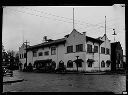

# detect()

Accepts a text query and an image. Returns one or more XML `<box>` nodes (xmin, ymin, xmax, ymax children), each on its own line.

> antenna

<box><xmin>22</xmin><ymin>30</ymin><xmax>24</xmax><ymax>43</ymax></box>
<box><xmin>112</xmin><ymin>29</ymin><xmax>117</xmax><ymax>42</ymax></box>
<box><xmin>104</xmin><ymin>16</ymin><xmax>106</xmax><ymax>50</ymax></box>
<box><xmin>73</xmin><ymin>8</ymin><xmax>74</xmax><ymax>29</ymax></box>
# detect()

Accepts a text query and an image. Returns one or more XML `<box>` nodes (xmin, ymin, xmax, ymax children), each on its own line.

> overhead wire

<box><xmin>7</xmin><ymin>7</ymin><xmax>123</xmax><ymax>33</ymax></box>
<box><xmin>20</xmin><ymin>6</ymin><xmax>124</xmax><ymax>31</ymax></box>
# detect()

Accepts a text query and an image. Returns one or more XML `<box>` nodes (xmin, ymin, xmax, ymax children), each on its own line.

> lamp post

<box><xmin>76</xmin><ymin>56</ymin><xmax>79</xmax><ymax>72</ymax></box>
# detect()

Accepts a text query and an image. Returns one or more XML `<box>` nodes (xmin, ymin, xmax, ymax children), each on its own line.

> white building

<box><xmin>19</xmin><ymin>43</ymin><xmax>29</xmax><ymax>69</ymax></box>
<box><xmin>19</xmin><ymin>29</ymin><xmax>111</xmax><ymax>72</ymax></box>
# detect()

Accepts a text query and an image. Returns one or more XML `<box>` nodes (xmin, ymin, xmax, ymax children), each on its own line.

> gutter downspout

<box><xmin>99</xmin><ymin>43</ymin><xmax>100</xmax><ymax>72</ymax></box>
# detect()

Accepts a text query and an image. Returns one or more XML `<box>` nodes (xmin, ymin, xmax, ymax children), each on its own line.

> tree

<box><xmin>2</xmin><ymin>43</ymin><xmax>5</xmax><ymax>52</ymax></box>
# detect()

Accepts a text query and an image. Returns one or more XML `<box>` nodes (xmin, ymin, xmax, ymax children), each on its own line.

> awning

<box><xmin>106</xmin><ymin>60</ymin><xmax>111</xmax><ymax>64</ymax></box>
<box><xmin>87</xmin><ymin>59</ymin><xmax>95</xmax><ymax>62</ymax></box>
<box><xmin>73</xmin><ymin>59</ymin><xmax>84</xmax><ymax>63</ymax></box>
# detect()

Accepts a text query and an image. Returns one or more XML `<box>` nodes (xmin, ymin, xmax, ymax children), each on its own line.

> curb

<box><xmin>3</xmin><ymin>79</ymin><xmax>24</xmax><ymax>84</ymax></box>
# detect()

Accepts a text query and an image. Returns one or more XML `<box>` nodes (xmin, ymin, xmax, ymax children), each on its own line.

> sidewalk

<box><xmin>3</xmin><ymin>70</ymin><xmax>24</xmax><ymax>84</ymax></box>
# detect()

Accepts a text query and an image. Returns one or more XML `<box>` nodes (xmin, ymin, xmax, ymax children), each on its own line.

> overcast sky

<box><xmin>2</xmin><ymin>5</ymin><xmax>125</xmax><ymax>55</ymax></box>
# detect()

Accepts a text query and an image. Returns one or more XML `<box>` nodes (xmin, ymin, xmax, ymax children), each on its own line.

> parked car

<box><xmin>2</xmin><ymin>66</ymin><xmax>13</xmax><ymax>76</ymax></box>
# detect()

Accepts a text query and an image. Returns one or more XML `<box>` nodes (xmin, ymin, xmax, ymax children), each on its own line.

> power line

<box><xmin>7</xmin><ymin>7</ymin><xmax>120</xmax><ymax>33</ymax></box>
<box><xmin>21</xmin><ymin>7</ymin><xmax>123</xmax><ymax>30</ymax></box>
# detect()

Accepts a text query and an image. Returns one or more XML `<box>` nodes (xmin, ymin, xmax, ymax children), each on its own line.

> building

<box><xmin>111</xmin><ymin>42</ymin><xmax>123</xmax><ymax>71</ymax></box>
<box><xmin>19</xmin><ymin>29</ymin><xmax>111</xmax><ymax>72</ymax></box>
<box><xmin>2</xmin><ymin>51</ymin><xmax>9</xmax><ymax>66</ymax></box>
<box><xmin>19</xmin><ymin>43</ymin><xmax>30</xmax><ymax>70</ymax></box>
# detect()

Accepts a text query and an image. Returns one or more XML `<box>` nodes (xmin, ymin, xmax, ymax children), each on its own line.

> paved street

<box><xmin>3</xmin><ymin>70</ymin><xmax>126</xmax><ymax>94</ymax></box>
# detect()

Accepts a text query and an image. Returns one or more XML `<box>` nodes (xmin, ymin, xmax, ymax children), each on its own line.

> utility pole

<box><xmin>73</xmin><ymin>8</ymin><xmax>75</xmax><ymax>29</ymax></box>
<box><xmin>112</xmin><ymin>29</ymin><xmax>117</xmax><ymax>42</ymax></box>
<box><xmin>24</xmin><ymin>40</ymin><xmax>29</xmax><ymax>67</ymax></box>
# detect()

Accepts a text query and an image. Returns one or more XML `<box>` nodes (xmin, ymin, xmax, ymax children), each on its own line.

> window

<box><xmin>59</xmin><ymin>60</ymin><xmax>64</xmax><ymax>68</ymax></box>
<box><xmin>38</xmin><ymin>52</ymin><xmax>43</xmax><ymax>56</ymax></box>
<box><xmin>44</xmin><ymin>51</ymin><xmax>49</xmax><ymax>56</ymax></box>
<box><xmin>87</xmin><ymin>59</ymin><xmax>94</xmax><ymax>67</ymax></box>
<box><xmin>51</xmin><ymin>47</ymin><xmax>56</xmax><ymax>55</ymax></box>
<box><xmin>106</xmin><ymin>60</ymin><xmax>111</xmax><ymax>67</ymax></box>
<box><xmin>76</xmin><ymin>44</ymin><xmax>83</xmax><ymax>52</ymax></box>
<box><xmin>101</xmin><ymin>60</ymin><xmax>105</xmax><ymax>67</ymax></box>
<box><xmin>87</xmin><ymin>44</ymin><xmax>92</xmax><ymax>53</ymax></box>
<box><xmin>101</xmin><ymin>47</ymin><xmax>105</xmax><ymax>54</ymax></box>
<box><xmin>67</xmin><ymin>60</ymin><xmax>73</xmax><ymax>68</ymax></box>
<box><xmin>106</xmin><ymin>48</ymin><xmax>109</xmax><ymax>54</ymax></box>
<box><xmin>94</xmin><ymin>46</ymin><xmax>98</xmax><ymax>53</ymax></box>
<box><xmin>33</xmin><ymin>51</ymin><xmax>37</xmax><ymax>57</ymax></box>
<box><xmin>24</xmin><ymin>53</ymin><xmax>26</xmax><ymax>58</ymax></box>
<box><xmin>20</xmin><ymin>54</ymin><xmax>21</xmax><ymax>59</ymax></box>
<box><xmin>22</xmin><ymin>54</ymin><xmax>24</xmax><ymax>58</ymax></box>
<box><xmin>67</xmin><ymin>46</ymin><xmax>73</xmax><ymax>53</ymax></box>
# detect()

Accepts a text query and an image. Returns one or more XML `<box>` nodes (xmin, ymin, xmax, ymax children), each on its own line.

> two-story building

<box><xmin>19</xmin><ymin>43</ymin><xmax>30</xmax><ymax>70</ymax></box>
<box><xmin>19</xmin><ymin>29</ymin><xmax>111</xmax><ymax>72</ymax></box>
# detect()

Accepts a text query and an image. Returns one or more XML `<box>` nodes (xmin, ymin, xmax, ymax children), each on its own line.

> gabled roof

<box><xmin>26</xmin><ymin>38</ymin><xmax>66</xmax><ymax>50</ymax></box>
<box><xmin>86</xmin><ymin>36</ymin><xmax>104</xmax><ymax>43</ymax></box>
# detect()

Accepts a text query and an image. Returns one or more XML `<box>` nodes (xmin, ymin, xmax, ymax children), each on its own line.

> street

<box><xmin>3</xmin><ymin>70</ymin><xmax>126</xmax><ymax>94</ymax></box>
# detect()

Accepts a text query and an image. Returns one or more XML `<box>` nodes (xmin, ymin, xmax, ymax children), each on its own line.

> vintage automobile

<box><xmin>2</xmin><ymin>66</ymin><xmax>13</xmax><ymax>76</ymax></box>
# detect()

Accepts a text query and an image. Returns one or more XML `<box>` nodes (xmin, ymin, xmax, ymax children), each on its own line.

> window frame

<box><xmin>44</xmin><ymin>51</ymin><xmax>49</xmax><ymax>56</ymax></box>
<box><xmin>67</xmin><ymin>60</ymin><xmax>73</xmax><ymax>68</ymax></box>
<box><xmin>51</xmin><ymin>47</ymin><xmax>56</xmax><ymax>55</ymax></box>
<box><xmin>33</xmin><ymin>51</ymin><xmax>37</xmax><ymax>57</ymax></box>
<box><xmin>101</xmin><ymin>47</ymin><xmax>105</xmax><ymax>54</ymax></box>
<box><xmin>67</xmin><ymin>45</ymin><xmax>73</xmax><ymax>53</ymax></box>
<box><xmin>101</xmin><ymin>60</ymin><xmax>105</xmax><ymax>67</ymax></box>
<box><xmin>87</xmin><ymin>44</ymin><xmax>92</xmax><ymax>53</ymax></box>
<box><xmin>38</xmin><ymin>52</ymin><xmax>43</xmax><ymax>56</ymax></box>
<box><xmin>76</xmin><ymin>44</ymin><xmax>83</xmax><ymax>52</ymax></box>
<box><xmin>106</xmin><ymin>48</ymin><xmax>109</xmax><ymax>54</ymax></box>
<box><xmin>94</xmin><ymin>45</ymin><xmax>98</xmax><ymax>53</ymax></box>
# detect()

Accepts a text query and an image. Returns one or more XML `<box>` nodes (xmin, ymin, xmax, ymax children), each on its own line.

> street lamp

<box><xmin>76</xmin><ymin>56</ymin><xmax>79</xmax><ymax>72</ymax></box>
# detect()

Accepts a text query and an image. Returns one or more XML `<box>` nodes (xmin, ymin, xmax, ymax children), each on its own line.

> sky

<box><xmin>2</xmin><ymin>5</ymin><xmax>125</xmax><ymax>55</ymax></box>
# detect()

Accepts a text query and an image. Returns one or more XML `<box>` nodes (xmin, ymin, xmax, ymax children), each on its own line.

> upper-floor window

<box><xmin>44</xmin><ymin>51</ymin><xmax>49</xmax><ymax>56</ymax></box>
<box><xmin>38</xmin><ymin>52</ymin><xmax>43</xmax><ymax>56</ymax></box>
<box><xmin>33</xmin><ymin>51</ymin><xmax>37</xmax><ymax>57</ymax></box>
<box><xmin>106</xmin><ymin>48</ymin><xmax>109</xmax><ymax>54</ymax></box>
<box><xmin>51</xmin><ymin>47</ymin><xmax>56</xmax><ymax>55</ymax></box>
<box><xmin>67</xmin><ymin>46</ymin><xmax>73</xmax><ymax>53</ymax></box>
<box><xmin>94</xmin><ymin>45</ymin><xmax>98</xmax><ymax>53</ymax></box>
<box><xmin>101</xmin><ymin>47</ymin><xmax>105</xmax><ymax>54</ymax></box>
<box><xmin>24</xmin><ymin>53</ymin><xmax>26</xmax><ymax>58</ymax></box>
<box><xmin>22</xmin><ymin>54</ymin><xmax>24</xmax><ymax>58</ymax></box>
<box><xmin>76</xmin><ymin>44</ymin><xmax>83</xmax><ymax>52</ymax></box>
<box><xmin>87</xmin><ymin>44</ymin><xmax>92</xmax><ymax>53</ymax></box>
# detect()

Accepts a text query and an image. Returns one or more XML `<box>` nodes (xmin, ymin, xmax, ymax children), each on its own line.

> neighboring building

<box><xmin>19</xmin><ymin>29</ymin><xmax>111</xmax><ymax>72</ymax></box>
<box><xmin>19</xmin><ymin>43</ymin><xmax>30</xmax><ymax>70</ymax></box>
<box><xmin>111</xmin><ymin>42</ymin><xmax>123</xmax><ymax>71</ymax></box>
<box><xmin>123</xmin><ymin>55</ymin><xmax>126</xmax><ymax>63</ymax></box>
<box><xmin>2</xmin><ymin>51</ymin><xmax>9</xmax><ymax>66</ymax></box>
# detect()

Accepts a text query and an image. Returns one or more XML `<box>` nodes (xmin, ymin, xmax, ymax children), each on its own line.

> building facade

<box><xmin>19</xmin><ymin>29</ymin><xmax>111</xmax><ymax>72</ymax></box>
<box><xmin>19</xmin><ymin>43</ymin><xmax>29</xmax><ymax>70</ymax></box>
<box><xmin>111</xmin><ymin>42</ymin><xmax>123</xmax><ymax>71</ymax></box>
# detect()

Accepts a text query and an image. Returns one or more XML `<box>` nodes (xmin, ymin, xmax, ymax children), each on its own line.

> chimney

<box><xmin>83</xmin><ymin>32</ymin><xmax>86</xmax><ymax>36</ymax></box>
<box><xmin>43</xmin><ymin>36</ymin><xmax>47</xmax><ymax>42</ymax></box>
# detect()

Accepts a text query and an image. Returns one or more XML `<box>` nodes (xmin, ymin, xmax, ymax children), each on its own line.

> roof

<box><xmin>26</xmin><ymin>38</ymin><xmax>66</xmax><ymax>50</ymax></box>
<box><xmin>86</xmin><ymin>36</ymin><xmax>104</xmax><ymax>43</ymax></box>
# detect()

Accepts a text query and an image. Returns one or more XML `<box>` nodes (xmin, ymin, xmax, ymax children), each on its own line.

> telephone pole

<box><xmin>24</xmin><ymin>40</ymin><xmax>30</xmax><ymax>66</ymax></box>
<box><xmin>73</xmin><ymin>8</ymin><xmax>75</xmax><ymax>29</ymax></box>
